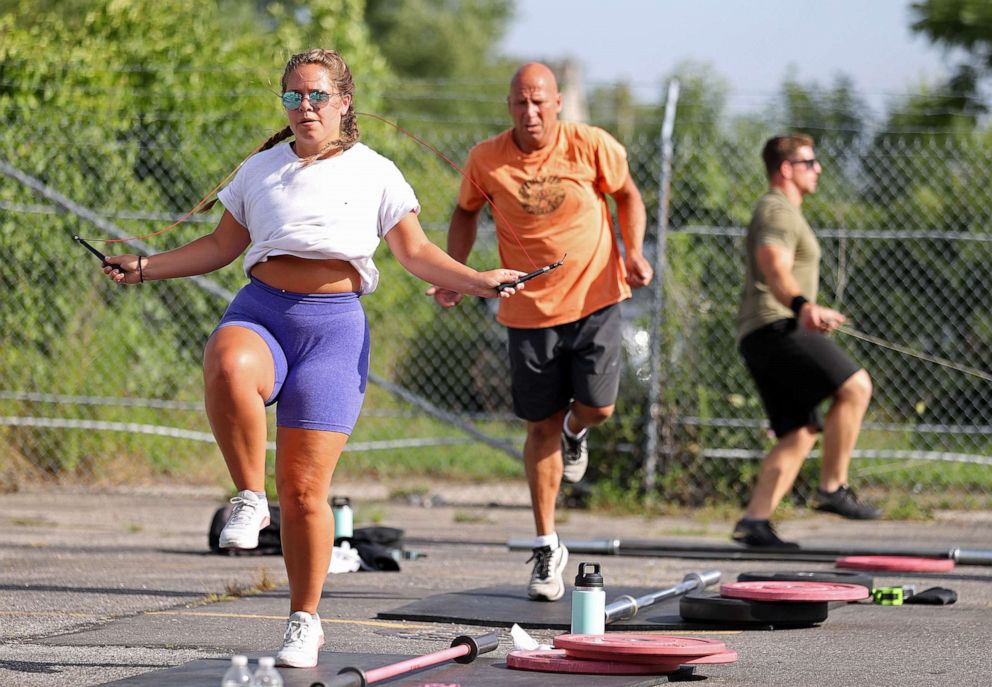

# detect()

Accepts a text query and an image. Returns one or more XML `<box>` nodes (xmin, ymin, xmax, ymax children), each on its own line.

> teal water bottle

<box><xmin>331</xmin><ymin>496</ymin><xmax>353</xmax><ymax>539</ymax></box>
<box><xmin>570</xmin><ymin>562</ymin><xmax>606</xmax><ymax>634</ymax></box>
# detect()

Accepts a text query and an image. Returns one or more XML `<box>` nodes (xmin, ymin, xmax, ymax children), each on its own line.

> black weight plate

<box><xmin>737</xmin><ymin>570</ymin><xmax>873</xmax><ymax>591</ymax></box>
<box><xmin>679</xmin><ymin>592</ymin><xmax>828</xmax><ymax>627</ymax></box>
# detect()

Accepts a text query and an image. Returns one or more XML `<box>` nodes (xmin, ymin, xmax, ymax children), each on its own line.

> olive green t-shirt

<box><xmin>736</xmin><ymin>189</ymin><xmax>821</xmax><ymax>340</ymax></box>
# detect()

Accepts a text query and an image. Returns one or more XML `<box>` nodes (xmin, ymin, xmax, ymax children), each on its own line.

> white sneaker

<box><xmin>218</xmin><ymin>491</ymin><xmax>270</xmax><ymax>549</ymax></box>
<box><xmin>526</xmin><ymin>544</ymin><xmax>569</xmax><ymax>601</ymax></box>
<box><xmin>275</xmin><ymin>611</ymin><xmax>325</xmax><ymax>668</ymax></box>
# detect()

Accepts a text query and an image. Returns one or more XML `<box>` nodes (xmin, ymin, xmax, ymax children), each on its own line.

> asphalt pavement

<box><xmin>1</xmin><ymin>483</ymin><xmax>990</xmax><ymax>686</ymax></box>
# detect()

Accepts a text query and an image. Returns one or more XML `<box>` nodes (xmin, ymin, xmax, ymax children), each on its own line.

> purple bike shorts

<box><xmin>213</xmin><ymin>276</ymin><xmax>370</xmax><ymax>434</ymax></box>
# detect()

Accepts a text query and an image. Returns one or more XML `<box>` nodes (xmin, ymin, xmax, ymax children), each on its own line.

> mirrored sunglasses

<box><xmin>281</xmin><ymin>90</ymin><xmax>338</xmax><ymax>111</ymax></box>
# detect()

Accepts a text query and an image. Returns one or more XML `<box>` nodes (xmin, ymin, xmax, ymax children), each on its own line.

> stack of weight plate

<box><xmin>836</xmin><ymin>555</ymin><xmax>955</xmax><ymax>574</ymax></box>
<box><xmin>680</xmin><ymin>574</ymin><xmax>872</xmax><ymax>628</ymax></box>
<box><xmin>507</xmin><ymin>634</ymin><xmax>737</xmax><ymax>676</ymax></box>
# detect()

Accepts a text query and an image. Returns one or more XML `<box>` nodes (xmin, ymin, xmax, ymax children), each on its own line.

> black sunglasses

<box><xmin>281</xmin><ymin>90</ymin><xmax>339</xmax><ymax>111</ymax></box>
<box><xmin>789</xmin><ymin>158</ymin><xmax>819</xmax><ymax>169</ymax></box>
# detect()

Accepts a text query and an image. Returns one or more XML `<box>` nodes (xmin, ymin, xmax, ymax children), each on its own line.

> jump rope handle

<box><xmin>495</xmin><ymin>255</ymin><xmax>566</xmax><ymax>293</ymax></box>
<box><xmin>73</xmin><ymin>235</ymin><xmax>128</xmax><ymax>277</ymax></box>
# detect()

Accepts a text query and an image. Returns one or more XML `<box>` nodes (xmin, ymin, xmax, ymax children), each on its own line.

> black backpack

<box><xmin>207</xmin><ymin>505</ymin><xmax>404</xmax><ymax>570</ymax></box>
<box><xmin>207</xmin><ymin>503</ymin><xmax>283</xmax><ymax>556</ymax></box>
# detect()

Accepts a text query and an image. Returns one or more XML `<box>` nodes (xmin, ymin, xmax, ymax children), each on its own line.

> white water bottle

<box><xmin>220</xmin><ymin>655</ymin><xmax>252</xmax><ymax>686</ymax></box>
<box><xmin>251</xmin><ymin>656</ymin><xmax>283</xmax><ymax>686</ymax></box>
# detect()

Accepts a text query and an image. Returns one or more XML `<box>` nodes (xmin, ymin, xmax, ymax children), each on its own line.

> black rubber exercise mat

<box><xmin>376</xmin><ymin>584</ymin><xmax>745</xmax><ymax>630</ymax></box>
<box><xmin>97</xmin><ymin>653</ymin><xmax>689</xmax><ymax>686</ymax></box>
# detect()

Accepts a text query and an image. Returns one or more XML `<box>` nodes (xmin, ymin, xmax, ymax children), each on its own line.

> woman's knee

<box><xmin>203</xmin><ymin>331</ymin><xmax>274</xmax><ymax>394</ymax></box>
<box><xmin>276</xmin><ymin>480</ymin><xmax>330</xmax><ymax>519</ymax></box>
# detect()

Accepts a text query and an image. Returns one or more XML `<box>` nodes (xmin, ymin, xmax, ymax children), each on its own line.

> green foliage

<box><xmin>363</xmin><ymin>0</ymin><xmax>516</xmax><ymax>127</ymax></box>
<box><xmin>3</xmin><ymin>2</ymin><xmax>991</xmax><ymax>512</ymax></box>
<box><xmin>906</xmin><ymin>1</ymin><xmax>991</xmax><ymax>130</ymax></box>
<box><xmin>778</xmin><ymin>70</ymin><xmax>870</xmax><ymax>144</ymax></box>
<box><xmin>394</xmin><ymin>295</ymin><xmax>511</xmax><ymax>413</ymax></box>
<box><xmin>911</xmin><ymin>0</ymin><xmax>992</xmax><ymax>66</ymax></box>
<box><xmin>365</xmin><ymin>0</ymin><xmax>513</xmax><ymax>79</ymax></box>
<box><xmin>884</xmin><ymin>69</ymin><xmax>987</xmax><ymax>134</ymax></box>
<box><xmin>0</xmin><ymin>0</ymin><xmax>389</xmax><ymax>475</ymax></box>
<box><xmin>581</xmin><ymin>52</ymin><xmax>992</xmax><ymax>508</ymax></box>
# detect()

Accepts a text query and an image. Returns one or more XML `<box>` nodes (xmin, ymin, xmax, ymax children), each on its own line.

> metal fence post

<box><xmin>642</xmin><ymin>79</ymin><xmax>680</xmax><ymax>494</ymax></box>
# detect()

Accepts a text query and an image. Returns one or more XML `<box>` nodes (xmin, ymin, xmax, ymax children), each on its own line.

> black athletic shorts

<box><xmin>507</xmin><ymin>303</ymin><xmax>623</xmax><ymax>422</ymax></box>
<box><xmin>739</xmin><ymin>318</ymin><xmax>861</xmax><ymax>438</ymax></box>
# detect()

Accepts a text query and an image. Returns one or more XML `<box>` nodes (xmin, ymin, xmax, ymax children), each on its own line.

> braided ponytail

<box><xmin>199</xmin><ymin>50</ymin><xmax>356</xmax><ymax>210</ymax></box>
<box><xmin>195</xmin><ymin>126</ymin><xmax>294</xmax><ymax>213</ymax></box>
<box><xmin>259</xmin><ymin>126</ymin><xmax>294</xmax><ymax>153</ymax></box>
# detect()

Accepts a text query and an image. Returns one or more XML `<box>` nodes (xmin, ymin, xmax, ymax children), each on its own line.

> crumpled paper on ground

<box><xmin>510</xmin><ymin>623</ymin><xmax>552</xmax><ymax>651</ymax></box>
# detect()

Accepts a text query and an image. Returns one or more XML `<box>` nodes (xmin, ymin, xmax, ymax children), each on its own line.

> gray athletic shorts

<box><xmin>506</xmin><ymin>303</ymin><xmax>623</xmax><ymax>422</ymax></box>
<box><xmin>739</xmin><ymin>318</ymin><xmax>861</xmax><ymax>438</ymax></box>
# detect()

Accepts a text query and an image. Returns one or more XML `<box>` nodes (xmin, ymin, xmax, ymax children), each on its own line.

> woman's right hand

<box><xmin>102</xmin><ymin>255</ymin><xmax>143</xmax><ymax>285</ymax></box>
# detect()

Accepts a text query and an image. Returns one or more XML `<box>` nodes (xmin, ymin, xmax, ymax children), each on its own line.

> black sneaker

<box><xmin>731</xmin><ymin>518</ymin><xmax>800</xmax><ymax>549</ymax></box>
<box><xmin>813</xmin><ymin>485</ymin><xmax>881</xmax><ymax>520</ymax></box>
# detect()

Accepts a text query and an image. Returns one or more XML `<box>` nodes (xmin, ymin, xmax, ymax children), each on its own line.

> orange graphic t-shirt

<box><xmin>458</xmin><ymin>121</ymin><xmax>632</xmax><ymax>328</ymax></box>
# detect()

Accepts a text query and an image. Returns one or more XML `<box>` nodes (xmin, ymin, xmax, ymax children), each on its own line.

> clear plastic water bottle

<box><xmin>570</xmin><ymin>561</ymin><xmax>606</xmax><ymax>634</ymax></box>
<box><xmin>220</xmin><ymin>655</ymin><xmax>252</xmax><ymax>686</ymax></box>
<box><xmin>251</xmin><ymin>656</ymin><xmax>284</xmax><ymax>687</ymax></box>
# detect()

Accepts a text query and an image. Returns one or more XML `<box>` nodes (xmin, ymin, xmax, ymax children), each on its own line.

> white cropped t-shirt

<box><xmin>217</xmin><ymin>141</ymin><xmax>420</xmax><ymax>294</ymax></box>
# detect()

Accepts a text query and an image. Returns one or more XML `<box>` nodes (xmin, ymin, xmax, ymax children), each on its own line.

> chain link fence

<box><xmin>2</xmin><ymin>74</ymin><xmax>990</xmax><ymax>513</ymax></box>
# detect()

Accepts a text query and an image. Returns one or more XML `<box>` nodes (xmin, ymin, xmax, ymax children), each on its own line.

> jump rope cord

<box><xmin>838</xmin><ymin>325</ymin><xmax>992</xmax><ymax>383</ymax></box>
<box><xmin>356</xmin><ymin>111</ymin><xmax>540</xmax><ymax>270</ymax></box>
<box><xmin>77</xmin><ymin>112</ymin><xmax>541</xmax><ymax>270</ymax></box>
<box><xmin>78</xmin><ymin>140</ymin><xmax>268</xmax><ymax>245</ymax></box>
<box><xmin>71</xmin><ymin>117</ymin><xmax>988</xmax><ymax>381</ymax></box>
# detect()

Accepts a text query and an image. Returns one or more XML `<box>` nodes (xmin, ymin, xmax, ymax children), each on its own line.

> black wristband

<box><xmin>138</xmin><ymin>256</ymin><xmax>145</xmax><ymax>283</ymax></box>
<box><xmin>790</xmin><ymin>295</ymin><xmax>808</xmax><ymax>316</ymax></box>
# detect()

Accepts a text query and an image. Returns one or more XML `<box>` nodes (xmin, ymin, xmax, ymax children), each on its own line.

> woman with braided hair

<box><xmin>102</xmin><ymin>48</ymin><xmax>525</xmax><ymax>667</ymax></box>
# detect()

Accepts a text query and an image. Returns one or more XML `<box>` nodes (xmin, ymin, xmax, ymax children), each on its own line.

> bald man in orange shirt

<box><xmin>431</xmin><ymin>63</ymin><xmax>652</xmax><ymax>601</ymax></box>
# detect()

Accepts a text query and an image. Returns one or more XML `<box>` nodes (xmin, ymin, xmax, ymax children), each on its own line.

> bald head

<box><xmin>510</xmin><ymin>63</ymin><xmax>559</xmax><ymax>96</ymax></box>
<box><xmin>507</xmin><ymin>63</ymin><xmax>562</xmax><ymax>153</ymax></box>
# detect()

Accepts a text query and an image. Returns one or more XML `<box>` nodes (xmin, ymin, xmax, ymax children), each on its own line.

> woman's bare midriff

<box><xmin>250</xmin><ymin>254</ymin><xmax>362</xmax><ymax>294</ymax></box>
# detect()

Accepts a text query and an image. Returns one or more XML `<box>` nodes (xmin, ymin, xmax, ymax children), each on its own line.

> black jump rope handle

<box><xmin>495</xmin><ymin>257</ymin><xmax>565</xmax><ymax>293</ymax></box>
<box><xmin>73</xmin><ymin>235</ymin><xmax>129</xmax><ymax>277</ymax></box>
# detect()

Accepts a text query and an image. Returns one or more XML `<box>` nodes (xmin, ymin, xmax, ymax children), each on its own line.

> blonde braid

<box><xmin>258</xmin><ymin>126</ymin><xmax>293</xmax><ymax>153</ymax></box>
<box><xmin>200</xmin><ymin>50</ymin><xmax>357</xmax><ymax>211</ymax></box>
<box><xmin>195</xmin><ymin>126</ymin><xmax>294</xmax><ymax>213</ymax></box>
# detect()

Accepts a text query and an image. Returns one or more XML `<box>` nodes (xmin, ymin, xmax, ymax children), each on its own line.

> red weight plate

<box><xmin>720</xmin><ymin>580</ymin><xmax>869</xmax><ymax>602</ymax></box>
<box><xmin>507</xmin><ymin>649</ymin><xmax>680</xmax><ymax>675</ymax></box>
<box><xmin>563</xmin><ymin>646</ymin><xmax>739</xmax><ymax>666</ymax></box>
<box><xmin>835</xmin><ymin>555</ymin><xmax>955</xmax><ymax>573</ymax></box>
<box><xmin>688</xmin><ymin>649</ymin><xmax>739</xmax><ymax>665</ymax></box>
<box><xmin>554</xmin><ymin>633</ymin><xmax>726</xmax><ymax>657</ymax></box>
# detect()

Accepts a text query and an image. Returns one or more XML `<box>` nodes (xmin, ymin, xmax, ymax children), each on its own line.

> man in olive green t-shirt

<box><xmin>732</xmin><ymin>134</ymin><xmax>880</xmax><ymax>549</ymax></box>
